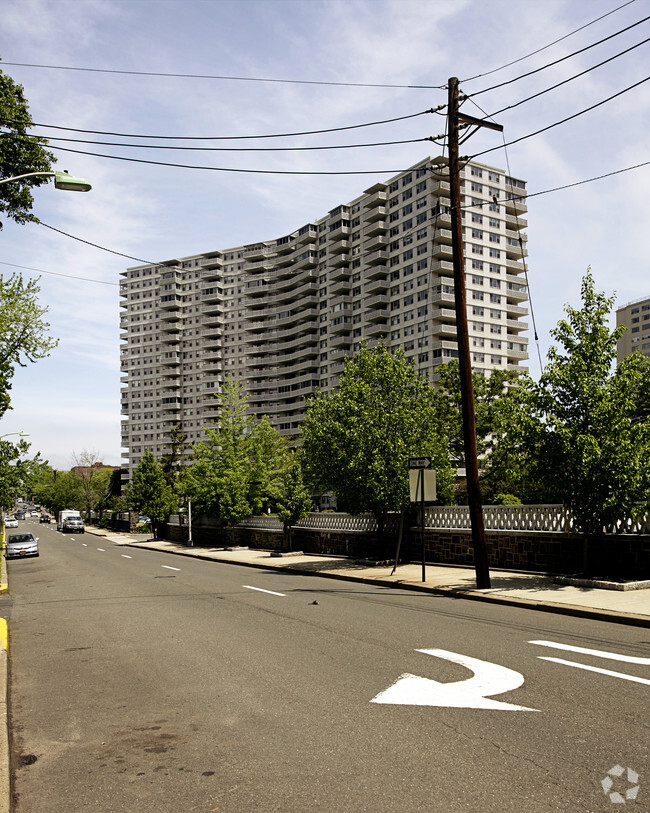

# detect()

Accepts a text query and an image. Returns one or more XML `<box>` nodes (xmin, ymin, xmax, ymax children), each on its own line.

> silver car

<box><xmin>5</xmin><ymin>532</ymin><xmax>39</xmax><ymax>559</ymax></box>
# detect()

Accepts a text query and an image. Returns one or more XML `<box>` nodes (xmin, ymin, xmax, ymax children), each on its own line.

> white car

<box><xmin>30</xmin><ymin>511</ymin><xmax>40</xmax><ymax>518</ymax></box>
<box><xmin>5</xmin><ymin>532</ymin><xmax>39</xmax><ymax>559</ymax></box>
<box><xmin>4</xmin><ymin>517</ymin><xmax>18</xmax><ymax>529</ymax></box>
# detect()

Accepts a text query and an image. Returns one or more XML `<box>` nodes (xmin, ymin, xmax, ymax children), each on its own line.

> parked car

<box><xmin>39</xmin><ymin>514</ymin><xmax>51</xmax><ymax>524</ymax></box>
<box><xmin>5</xmin><ymin>532</ymin><xmax>39</xmax><ymax>558</ymax></box>
<box><xmin>4</xmin><ymin>516</ymin><xmax>18</xmax><ymax>529</ymax></box>
<box><xmin>139</xmin><ymin>515</ymin><xmax>151</xmax><ymax>524</ymax></box>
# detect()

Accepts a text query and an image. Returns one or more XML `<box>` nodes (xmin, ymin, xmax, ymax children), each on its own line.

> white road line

<box><xmin>538</xmin><ymin>657</ymin><xmax>650</xmax><ymax>686</ymax></box>
<box><xmin>529</xmin><ymin>640</ymin><xmax>650</xmax><ymax>665</ymax></box>
<box><xmin>162</xmin><ymin>565</ymin><xmax>181</xmax><ymax>571</ymax></box>
<box><xmin>243</xmin><ymin>585</ymin><xmax>286</xmax><ymax>597</ymax></box>
<box><xmin>97</xmin><ymin>548</ymin><xmax>105</xmax><ymax>552</ymax></box>
<box><xmin>121</xmin><ymin>555</ymin><xmax>132</xmax><ymax>559</ymax></box>
<box><xmin>82</xmin><ymin>543</ymin><xmax>87</xmax><ymax>547</ymax></box>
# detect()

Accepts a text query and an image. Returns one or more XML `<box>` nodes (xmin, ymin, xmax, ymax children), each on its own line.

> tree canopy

<box><xmin>488</xmin><ymin>270</ymin><xmax>650</xmax><ymax>537</ymax></box>
<box><xmin>124</xmin><ymin>451</ymin><xmax>174</xmax><ymax>537</ymax></box>
<box><xmin>300</xmin><ymin>342</ymin><xmax>453</xmax><ymax>549</ymax></box>
<box><xmin>0</xmin><ymin>67</ymin><xmax>55</xmax><ymax>229</ymax></box>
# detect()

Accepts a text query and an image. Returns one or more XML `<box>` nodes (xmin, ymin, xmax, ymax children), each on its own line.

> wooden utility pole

<box><xmin>447</xmin><ymin>77</ymin><xmax>503</xmax><ymax>589</ymax></box>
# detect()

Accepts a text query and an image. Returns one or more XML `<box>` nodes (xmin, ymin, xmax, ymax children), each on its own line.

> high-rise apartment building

<box><xmin>120</xmin><ymin>156</ymin><xmax>529</xmax><ymax>473</ymax></box>
<box><xmin>616</xmin><ymin>295</ymin><xmax>650</xmax><ymax>363</ymax></box>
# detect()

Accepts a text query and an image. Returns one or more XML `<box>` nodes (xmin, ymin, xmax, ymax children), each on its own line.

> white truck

<box><xmin>57</xmin><ymin>509</ymin><xmax>85</xmax><ymax>534</ymax></box>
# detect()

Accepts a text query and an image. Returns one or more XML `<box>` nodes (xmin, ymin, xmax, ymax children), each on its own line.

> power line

<box><xmin>468</xmin><ymin>12</ymin><xmax>650</xmax><ymax>98</ymax></box>
<box><xmin>485</xmin><ymin>34</ymin><xmax>650</xmax><ymax>119</ymax></box>
<box><xmin>0</xmin><ymin>60</ymin><xmax>445</xmax><ymax>90</ymax></box>
<box><xmin>2</xmin><ymin>108</ymin><xmax>439</xmax><ymax>142</ymax></box>
<box><xmin>24</xmin><ymin>159</ymin><xmax>650</xmax><ymax>285</ymax></box>
<box><xmin>470</xmin><ymin>74</ymin><xmax>650</xmax><ymax>160</ymax></box>
<box><xmin>7</xmin><ymin>132</ymin><xmax>431</xmax><ymax>153</ymax></box>
<box><xmin>460</xmin><ymin>0</ymin><xmax>638</xmax><ymax>83</ymax></box>
<box><xmin>0</xmin><ymin>259</ymin><xmax>119</xmax><ymax>286</ymax></box>
<box><xmin>44</xmin><ymin>144</ymin><xmax>414</xmax><ymax>175</ymax></box>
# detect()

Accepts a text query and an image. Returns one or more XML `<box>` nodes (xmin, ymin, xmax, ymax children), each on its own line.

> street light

<box><xmin>0</xmin><ymin>170</ymin><xmax>91</xmax><ymax>192</ymax></box>
<box><xmin>0</xmin><ymin>432</ymin><xmax>29</xmax><ymax>440</ymax></box>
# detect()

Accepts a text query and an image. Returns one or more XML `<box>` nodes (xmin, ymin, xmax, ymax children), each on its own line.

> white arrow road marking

<box><xmin>537</xmin><ymin>657</ymin><xmax>650</xmax><ymax>686</ymax></box>
<box><xmin>243</xmin><ymin>585</ymin><xmax>286</xmax><ymax>597</ymax></box>
<box><xmin>529</xmin><ymin>640</ymin><xmax>650</xmax><ymax>665</ymax></box>
<box><xmin>162</xmin><ymin>565</ymin><xmax>181</xmax><ymax>571</ymax></box>
<box><xmin>371</xmin><ymin>649</ymin><xmax>538</xmax><ymax>711</ymax></box>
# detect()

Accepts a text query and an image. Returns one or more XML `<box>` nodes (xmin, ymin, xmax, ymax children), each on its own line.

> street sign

<box><xmin>408</xmin><ymin>457</ymin><xmax>432</xmax><ymax>469</ymax></box>
<box><xmin>409</xmin><ymin>469</ymin><xmax>436</xmax><ymax>502</ymax></box>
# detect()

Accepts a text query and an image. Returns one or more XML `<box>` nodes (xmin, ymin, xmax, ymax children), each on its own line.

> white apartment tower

<box><xmin>120</xmin><ymin>156</ymin><xmax>529</xmax><ymax>473</ymax></box>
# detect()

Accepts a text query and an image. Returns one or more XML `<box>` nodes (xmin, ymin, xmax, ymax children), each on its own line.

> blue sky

<box><xmin>1</xmin><ymin>0</ymin><xmax>649</xmax><ymax>470</ymax></box>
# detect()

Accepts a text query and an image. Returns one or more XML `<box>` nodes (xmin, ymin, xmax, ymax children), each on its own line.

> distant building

<box><xmin>120</xmin><ymin>155</ymin><xmax>530</xmax><ymax>476</ymax></box>
<box><xmin>616</xmin><ymin>295</ymin><xmax>650</xmax><ymax>363</ymax></box>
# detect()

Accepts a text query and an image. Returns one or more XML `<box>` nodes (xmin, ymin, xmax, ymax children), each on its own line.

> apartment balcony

<box><xmin>364</xmin><ymin>294</ymin><xmax>389</xmax><ymax>311</ymax></box>
<box><xmin>431</xmin><ymin>290</ymin><xmax>456</xmax><ymax>306</ymax></box>
<box><xmin>364</xmin><ymin>205</ymin><xmax>387</xmax><ymax>223</ymax></box>
<box><xmin>330</xmin><ymin>346</ymin><xmax>353</xmax><ymax>363</ymax></box>
<box><xmin>328</xmin><ymin>239</ymin><xmax>349</xmax><ymax>255</ymax></box>
<box><xmin>434</xmin><ymin>228</ymin><xmax>453</xmax><ymax>245</ymax></box>
<box><xmin>365</xmin><ymin>263</ymin><xmax>389</xmax><ymax>280</ymax></box>
<box><xmin>328</xmin><ymin>223</ymin><xmax>349</xmax><ymax>241</ymax></box>
<box><xmin>431</xmin><ymin>323</ymin><xmax>457</xmax><ymax>338</ymax></box>
<box><xmin>505</xmin><ymin>213</ymin><xmax>528</xmax><ymax>230</ymax></box>
<box><xmin>330</xmin><ymin>278</ymin><xmax>351</xmax><ymax>297</ymax></box>
<box><xmin>504</xmin><ymin>198</ymin><xmax>527</xmax><ymax>216</ymax></box>
<box><xmin>505</xmin><ymin>283</ymin><xmax>528</xmax><ymax>303</ymax></box>
<box><xmin>431</xmin><ymin>306</ymin><xmax>456</xmax><ymax>321</ymax></box>
<box><xmin>364</xmin><ymin>276</ymin><xmax>388</xmax><ymax>296</ymax></box>
<box><xmin>363</xmin><ymin>219</ymin><xmax>387</xmax><ymax>236</ymax></box>
<box><xmin>295</xmin><ymin>226</ymin><xmax>318</xmax><ymax>245</ymax></box>
<box><xmin>507</xmin><ymin>348</ymin><xmax>529</xmax><ymax>361</ymax></box>
<box><xmin>330</xmin><ymin>253</ymin><xmax>350</xmax><ymax>269</ymax></box>
<box><xmin>363</xmin><ymin>234</ymin><xmax>389</xmax><ymax>252</ymax></box>
<box><xmin>330</xmin><ymin>332</ymin><xmax>352</xmax><ymax>349</ymax></box>
<box><xmin>364</xmin><ymin>321</ymin><xmax>388</xmax><ymax>338</ymax></box>
<box><xmin>505</xmin><ymin>257</ymin><xmax>526</xmax><ymax>274</ymax></box>
<box><xmin>505</xmin><ymin>319</ymin><xmax>528</xmax><ymax>332</ymax></box>
<box><xmin>293</xmin><ymin>249</ymin><xmax>318</xmax><ymax>269</ymax></box>
<box><xmin>158</xmin><ymin>295</ymin><xmax>182</xmax><ymax>310</ymax></box>
<box><xmin>431</xmin><ymin>243</ymin><xmax>453</xmax><ymax>260</ymax></box>
<box><xmin>330</xmin><ymin>316</ymin><xmax>352</xmax><ymax>333</ymax></box>
<box><xmin>431</xmin><ymin>180</ymin><xmax>451</xmax><ymax>196</ymax></box>
<box><xmin>365</xmin><ymin>250</ymin><xmax>389</xmax><ymax>266</ymax></box>
<box><xmin>505</xmin><ymin>303</ymin><xmax>529</xmax><ymax>318</ymax></box>
<box><xmin>363</xmin><ymin>189</ymin><xmax>388</xmax><ymax>209</ymax></box>
<box><xmin>243</xmin><ymin>243</ymin><xmax>274</xmax><ymax>260</ymax></box>
<box><xmin>159</xmin><ymin>310</ymin><xmax>182</xmax><ymax>323</ymax></box>
<box><xmin>365</xmin><ymin>308</ymin><xmax>390</xmax><ymax>323</ymax></box>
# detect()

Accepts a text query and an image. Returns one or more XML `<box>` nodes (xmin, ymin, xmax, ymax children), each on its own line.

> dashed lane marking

<box><xmin>243</xmin><ymin>585</ymin><xmax>286</xmax><ymax>597</ymax></box>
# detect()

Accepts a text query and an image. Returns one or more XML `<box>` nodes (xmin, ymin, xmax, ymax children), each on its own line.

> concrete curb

<box><xmin>114</xmin><ymin>536</ymin><xmax>650</xmax><ymax>629</ymax></box>
<box><xmin>0</xmin><ymin>620</ymin><xmax>8</xmax><ymax>813</ymax></box>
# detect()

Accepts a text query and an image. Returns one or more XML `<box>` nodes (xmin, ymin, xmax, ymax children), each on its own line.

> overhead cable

<box><xmin>468</xmin><ymin>12</ymin><xmax>650</xmax><ymax>97</ymax></box>
<box><xmin>0</xmin><ymin>259</ymin><xmax>119</xmax><ymax>286</ymax></box>
<box><xmin>2</xmin><ymin>108</ymin><xmax>439</xmax><ymax>142</ymax></box>
<box><xmin>470</xmin><ymin>75</ymin><xmax>650</xmax><ymax>160</ymax></box>
<box><xmin>7</xmin><ymin>132</ymin><xmax>431</xmax><ymax>153</ymax></box>
<box><xmin>0</xmin><ymin>60</ymin><xmax>445</xmax><ymax>90</ymax></box>
<box><xmin>460</xmin><ymin>0</ymin><xmax>637</xmax><ymax>82</ymax></box>
<box><xmin>27</xmin><ymin>158</ymin><xmax>650</xmax><ymax>282</ymax></box>
<box><xmin>485</xmin><ymin>34</ymin><xmax>650</xmax><ymax>119</ymax></box>
<box><xmin>43</xmin><ymin>144</ymin><xmax>414</xmax><ymax>175</ymax></box>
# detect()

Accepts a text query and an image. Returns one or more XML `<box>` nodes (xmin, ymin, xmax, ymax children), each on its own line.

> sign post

<box><xmin>409</xmin><ymin>458</ymin><xmax>436</xmax><ymax>582</ymax></box>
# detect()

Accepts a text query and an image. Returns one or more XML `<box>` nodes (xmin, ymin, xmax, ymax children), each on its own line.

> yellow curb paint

<box><xmin>0</xmin><ymin>619</ymin><xmax>6</xmax><ymax>651</ymax></box>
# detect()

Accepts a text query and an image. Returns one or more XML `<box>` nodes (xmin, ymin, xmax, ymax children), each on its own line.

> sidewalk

<box><xmin>86</xmin><ymin>527</ymin><xmax>650</xmax><ymax>627</ymax></box>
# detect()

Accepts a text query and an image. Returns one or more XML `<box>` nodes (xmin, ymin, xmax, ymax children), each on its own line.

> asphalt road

<box><xmin>1</xmin><ymin>520</ymin><xmax>648</xmax><ymax>812</ymax></box>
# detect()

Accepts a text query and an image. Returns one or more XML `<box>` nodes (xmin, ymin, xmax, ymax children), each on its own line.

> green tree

<box><xmin>0</xmin><ymin>273</ymin><xmax>58</xmax><ymax>417</ymax></box>
<box><xmin>30</xmin><ymin>466</ymin><xmax>82</xmax><ymax>517</ymax></box>
<box><xmin>0</xmin><ymin>435</ymin><xmax>31</xmax><ymax>510</ymax></box>
<box><xmin>0</xmin><ymin>66</ymin><xmax>56</xmax><ymax>229</ymax></box>
<box><xmin>435</xmin><ymin>359</ymin><xmax>519</xmax><ymax>501</ymax></box>
<box><xmin>494</xmin><ymin>271</ymin><xmax>650</xmax><ymax>551</ymax></box>
<box><xmin>301</xmin><ymin>342</ymin><xmax>453</xmax><ymax>555</ymax></box>
<box><xmin>276</xmin><ymin>456</ymin><xmax>312</xmax><ymax>551</ymax></box>
<box><xmin>124</xmin><ymin>451</ymin><xmax>174</xmax><ymax>539</ymax></box>
<box><xmin>247</xmin><ymin>416</ymin><xmax>290</xmax><ymax>514</ymax></box>
<box><xmin>183</xmin><ymin>376</ymin><xmax>253</xmax><ymax>526</ymax></box>
<box><xmin>72</xmin><ymin>451</ymin><xmax>114</xmax><ymax>522</ymax></box>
